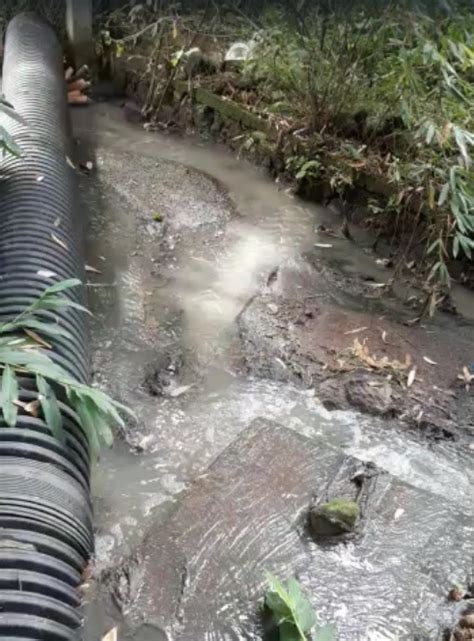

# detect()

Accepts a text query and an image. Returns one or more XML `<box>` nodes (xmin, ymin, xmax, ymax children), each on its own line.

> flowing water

<box><xmin>74</xmin><ymin>104</ymin><xmax>474</xmax><ymax>641</ymax></box>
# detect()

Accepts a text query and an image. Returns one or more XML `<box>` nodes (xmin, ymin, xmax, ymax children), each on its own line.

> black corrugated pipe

<box><xmin>0</xmin><ymin>13</ymin><xmax>93</xmax><ymax>640</ymax></box>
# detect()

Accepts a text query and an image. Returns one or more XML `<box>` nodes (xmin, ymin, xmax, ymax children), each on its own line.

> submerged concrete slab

<box><xmin>106</xmin><ymin>419</ymin><xmax>473</xmax><ymax>640</ymax></box>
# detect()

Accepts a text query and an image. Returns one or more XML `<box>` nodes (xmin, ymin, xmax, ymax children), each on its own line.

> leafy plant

<box><xmin>241</xmin><ymin>4</ymin><xmax>474</xmax><ymax>296</ymax></box>
<box><xmin>0</xmin><ymin>279</ymin><xmax>133</xmax><ymax>458</ymax></box>
<box><xmin>0</xmin><ymin>96</ymin><xmax>25</xmax><ymax>157</ymax></box>
<box><xmin>265</xmin><ymin>573</ymin><xmax>337</xmax><ymax>641</ymax></box>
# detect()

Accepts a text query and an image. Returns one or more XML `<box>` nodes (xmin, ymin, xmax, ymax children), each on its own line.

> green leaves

<box><xmin>0</xmin><ymin>96</ymin><xmax>28</xmax><ymax>126</ymax></box>
<box><xmin>36</xmin><ymin>375</ymin><xmax>64</xmax><ymax>442</ymax></box>
<box><xmin>0</xmin><ymin>98</ymin><xmax>24</xmax><ymax>157</ymax></box>
<box><xmin>1</xmin><ymin>365</ymin><xmax>18</xmax><ymax>427</ymax></box>
<box><xmin>0</xmin><ymin>278</ymin><xmax>135</xmax><ymax>456</ymax></box>
<box><xmin>0</xmin><ymin>279</ymin><xmax>89</xmax><ymax>340</ymax></box>
<box><xmin>265</xmin><ymin>573</ymin><xmax>337</xmax><ymax>641</ymax></box>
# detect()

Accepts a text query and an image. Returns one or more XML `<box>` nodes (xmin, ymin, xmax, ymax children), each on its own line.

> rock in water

<box><xmin>345</xmin><ymin>375</ymin><xmax>394</xmax><ymax>416</ymax></box>
<box><xmin>310</xmin><ymin>498</ymin><xmax>359</xmax><ymax>536</ymax></box>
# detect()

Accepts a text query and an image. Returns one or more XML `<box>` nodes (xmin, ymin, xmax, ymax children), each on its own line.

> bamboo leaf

<box><xmin>438</xmin><ymin>182</ymin><xmax>450</xmax><ymax>207</ymax></box>
<box><xmin>0</xmin><ymin>126</ymin><xmax>22</xmax><ymax>157</ymax></box>
<box><xmin>41</xmin><ymin>278</ymin><xmax>82</xmax><ymax>296</ymax></box>
<box><xmin>75</xmin><ymin>398</ymin><xmax>101</xmax><ymax>461</ymax></box>
<box><xmin>36</xmin><ymin>374</ymin><xmax>64</xmax><ymax>442</ymax></box>
<box><xmin>18</xmin><ymin>319</ymin><xmax>73</xmax><ymax>340</ymax></box>
<box><xmin>1</xmin><ymin>365</ymin><xmax>18</xmax><ymax>426</ymax></box>
<box><xmin>425</xmin><ymin>123</ymin><xmax>435</xmax><ymax>145</ymax></box>
<box><xmin>0</xmin><ymin>98</ymin><xmax>28</xmax><ymax>125</ymax></box>
<box><xmin>453</xmin><ymin>234</ymin><xmax>460</xmax><ymax>258</ymax></box>
<box><xmin>94</xmin><ymin>410</ymin><xmax>115</xmax><ymax>448</ymax></box>
<box><xmin>32</xmin><ymin>297</ymin><xmax>91</xmax><ymax>315</ymax></box>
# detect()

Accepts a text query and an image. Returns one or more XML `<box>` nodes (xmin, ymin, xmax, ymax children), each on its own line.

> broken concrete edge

<box><xmin>173</xmin><ymin>79</ymin><xmax>397</xmax><ymax>202</ymax></box>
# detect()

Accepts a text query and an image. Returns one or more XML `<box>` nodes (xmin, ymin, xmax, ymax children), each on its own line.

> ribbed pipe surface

<box><xmin>0</xmin><ymin>13</ymin><xmax>93</xmax><ymax>640</ymax></box>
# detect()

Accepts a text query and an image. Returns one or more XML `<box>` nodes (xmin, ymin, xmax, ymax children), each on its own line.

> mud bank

<box><xmin>71</xmin><ymin>103</ymin><xmax>474</xmax><ymax>641</ymax></box>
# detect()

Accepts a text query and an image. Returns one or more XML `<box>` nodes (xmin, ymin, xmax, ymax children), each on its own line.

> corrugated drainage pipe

<box><xmin>0</xmin><ymin>13</ymin><xmax>93</xmax><ymax>640</ymax></box>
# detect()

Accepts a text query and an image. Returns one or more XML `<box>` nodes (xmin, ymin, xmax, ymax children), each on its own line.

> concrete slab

<box><xmin>103</xmin><ymin>419</ymin><xmax>473</xmax><ymax>640</ymax></box>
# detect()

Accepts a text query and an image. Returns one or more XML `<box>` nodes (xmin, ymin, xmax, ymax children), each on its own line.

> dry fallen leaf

<box><xmin>51</xmin><ymin>233</ymin><xmax>68</xmax><ymax>251</ymax></box>
<box><xmin>24</xmin><ymin>329</ymin><xmax>52</xmax><ymax>350</ymax></box>
<box><xmin>65</xmin><ymin>156</ymin><xmax>76</xmax><ymax>169</ymax></box>
<box><xmin>102</xmin><ymin>627</ymin><xmax>118</xmax><ymax>641</ymax></box>
<box><xmin>348</xmin><ymin>338</ymin><xmax>410</xmax><ymax>378</ymax></box>
<box><xmin>344</xmin><ymin>327</ymin><xmax>368</xmax><ymax>336</ymax></box>
<box><xmin>13</xmin><ymin>399</ymin><xmax>40</xmax><ymax>417</ymax></box>
<box><xmin>85</xmin><ymin>264</ymin><xmax>102</xmax><ymax>274</ymax></box>
<box><xmin>381</xmin><ymin>330</ymin><xmax>388</xmax><ymax>343</ymax></box>
<box><xmin>407</xmin><ymin>367</ymin><xmax>417</xmax><ymax>388</ymax></box>
<box><xmin>423</xmin><ymin>356</ymin><xmax>437</xmax><ymax>366</ymax></box>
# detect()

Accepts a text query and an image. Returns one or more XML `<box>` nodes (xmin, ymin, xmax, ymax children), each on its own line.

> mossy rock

<box><xmin>310</xmin><ymin>498</ymin><xmax>359</xmax><ymax>537</ymax></box>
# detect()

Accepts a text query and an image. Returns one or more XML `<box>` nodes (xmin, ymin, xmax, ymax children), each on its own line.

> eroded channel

<box><xmin>74</xmin><ymin>104</ymin><xmax>474</xmax><ymax>641</ymax></box>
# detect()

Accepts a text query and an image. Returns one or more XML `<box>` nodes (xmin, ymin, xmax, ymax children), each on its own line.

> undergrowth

<box><xmin>97</xmin><ymin>1</ymin><xmax>473</xmax><ymax>307</ymax></box>
<box><xmin>243</xmin><ymin>5</ymin><xmax>474</xmax><ymax>296</ymax></box>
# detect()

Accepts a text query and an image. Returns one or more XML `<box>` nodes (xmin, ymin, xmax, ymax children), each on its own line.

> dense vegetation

<box><xmin>99</xmin><ymin>0</ymin><xmax>473</xmax><ymax>308</ymax></box>
<box><xmin>245</xmin><ymin>5</ymin><xmax>474</xmax><ymax>292</ymax></box>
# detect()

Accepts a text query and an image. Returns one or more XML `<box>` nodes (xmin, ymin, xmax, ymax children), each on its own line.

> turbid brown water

<box><xmin>72</xmin><ymin>103</ymin><xmax>474</xmax><ymax>641</ymax></box>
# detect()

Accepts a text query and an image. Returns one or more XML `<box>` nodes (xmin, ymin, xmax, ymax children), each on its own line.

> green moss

<box><xmin>319</xmin><ymin>499</ymin><xmax>359</xmax><ymax>528</ymax></box>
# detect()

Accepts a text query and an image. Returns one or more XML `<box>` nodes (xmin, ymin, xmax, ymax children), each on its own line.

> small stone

<box><xmin>448</xmin><ymin>585</ymin><xmax>466</xmax><ymax>602</ymax></box>
<box><xmin>453</xmin><ymin>630</ymin><xmax>474</xmax><ymax>641</ymax></box>
<box><xmin>345</xmin><ymin>376</ymin><xmax>394</xmax><ymax>416</ymax></box>
<box><xmin>460</xmin><ymin>614</ymin><xmax>474</xmax><ymax>628</ymax></box>
<box><xmin>310</xmin><ymin>499</ymin><xmax>359</xmax><ymax>537</ymax></box>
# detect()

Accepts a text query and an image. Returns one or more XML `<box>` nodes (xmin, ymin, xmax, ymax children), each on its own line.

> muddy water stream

<box><xmin>73</xmin><ymin>104</ymin><xmax>473</xmax><ymax>641</ymax></box>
